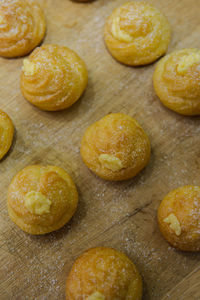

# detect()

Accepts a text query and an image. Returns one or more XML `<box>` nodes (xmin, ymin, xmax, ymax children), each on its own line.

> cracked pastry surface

<box><xmin>0</xmin><ymin>0</ymin><xmax>46</xmax><ymax>58</ymax></box>
<box><xmin>0</xmin><ymin>109</ymin><xmax>14</xmax><ymax>160</ymax></box>
<box><xmin>157</xmin><ymin>186</ymin><xmax>200</xmax><ymax>251</ymax></box>
<box><xmin>153</xmin><ymin>48</ymin><xmax>200</xmax><ymax>115</ymax></box>
<box><xmin>66</xmin><ymin>247</ymin><xmax>142</xmax><ymax>300</ymax></box>
<box><xmin>20</xmin><ymin>44</ymin><xmax>88</xmax><ymax>111</ymax></box>
<box><xmin>80</xmin><ymin>113</ymin><xmax>151</xmax><ymax>181</ymax></box>
<box><xmin>104</xmin><ymin>1</ymin><xmax>171</xmax><ymax>66</ymax></box>
<box><xmin>7</xmin><ymin>165</ymin><xmax>78</xmax><ymax>235</ymax></box>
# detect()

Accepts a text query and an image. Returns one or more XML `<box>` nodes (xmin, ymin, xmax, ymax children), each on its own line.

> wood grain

<box><xmin>161</xmin><ymin>267</ymin><xmax>200</xmax><ymax>300</ymax></box>
<box><xmin>0</xmin><ymin>0</ymin><xmax>200</xmax><ymax>299</ymax></box>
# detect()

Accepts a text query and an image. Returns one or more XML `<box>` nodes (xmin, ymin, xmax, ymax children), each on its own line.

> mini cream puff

<box><xmin>66</xmin><ymin>247</ymin><xmax>142</xmax><ymax>300</ymax></box>
<box><xmin>153</xmin><ymin>48</ymin><xmax>200</xmax><ymax>115</ymax></box>
<box><xmin>0</xmin><ymin>109</ymin><xmax>14</xmax><ymax>160</ymax></box>
<box><xmin>7</xmin><ymin>165</ymin><xmax>78</xmax><ymax>235</ymax></box>
<box><xmin>0</xmin><ymin>0</ymin><xmax>46</xmax><ymax>58</ymax></box>
<box><xmin>20</xmin><ymin>44</ymin><xmax>88</xmax><ymax>111</ymax></box>
<box><xmin>104</xmin><ymin>1</ymin><xmax>171</xmax><ymax>66</ymax></box>
<box><xmin>80</xmin><ymin>113</ymin><xmax>151</xmax><ymax>181</ymax></box>
<box><xmin>158</xmin><ymin>186</ymin><xmax>200</xmax><ymax>251</ymax></box>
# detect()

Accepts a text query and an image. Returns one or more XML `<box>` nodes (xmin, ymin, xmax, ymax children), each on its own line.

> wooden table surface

<box><xmin>0</xmin><ymin>0</ymin><xmax>200</xmax><ymax>299</ymax></box>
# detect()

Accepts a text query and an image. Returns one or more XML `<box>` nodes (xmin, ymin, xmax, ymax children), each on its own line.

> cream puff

<box><xmin>7</xmin><ymin>165</ymin><xmax>78</xmax><ymax>234</ymax></box>
<box><xmin>66</xmin><ymin>247</ymin><xmax>142</xmax><ymax>299</ymax></box>
<box><xmin>0</xmin><ymin>0</ymin><xmax>46</xmax><ymax>58</ymax></box>
<box><xmin>20</xmin><ymin>44</ymin><xmax>88</xmax><ymax>111</ymax></box>
<box><xmin>80</xmin><ymin>113</ymin><xmax>151</xmax><ymax>181</ymax></box>
<box><xmin>0</xmin><ymin>109</ymin><xmax>14</xmax><ymax>160</ymax></box>
<box><xmin>158</xmin><ymin>185</ymin><xmax>200</xmax><ymax>251</ymax></box>
<box><xmin>153</xmin><ymin>48</ymin><xmax>200</xmax><ymax>115</ymax></box>
<box><xmin>104</xmin><ymin>1</ymin><xmax>171</xmax><ymax>66</ymax></box>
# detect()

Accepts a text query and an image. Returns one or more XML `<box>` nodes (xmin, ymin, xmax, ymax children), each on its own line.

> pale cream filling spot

<box><xmin>99</xmin><ymin>154</ymin><xmax>123</xmax><ymax>171</ymax></box>
<box><xmin>164</xmin><ymin>213</ymin><xmax>181</xmax><ymax>236</ymax></box>
<box><xmin>22</xmin><ymin>59</ymin><xmax>39</xmax><ymax>76</ymax></box>
<box><xmin>25</xmin><ymin>191</ymin><xmax>51</xmax><ymax>215</ymax></box>
<box><xmin>86</xmin><ymin>292</ymin><xmax>105</xmax><ymax>300</ymax></box>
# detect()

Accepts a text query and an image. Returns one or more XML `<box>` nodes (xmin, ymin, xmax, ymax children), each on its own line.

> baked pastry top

<box><xmin>157</xmin><ymin>185</ymin><xmax>200</xmax><ymax>251</ymax></box>
<box><xmin>104</xmin><ymin>1</ymin><xmax>171</xmax><ymax>66</ymax></box>
<box><xmin>0</xmin><ymin>0</ymin><xmax>46</xmax><ymax>58</ymax></box>
<box><xmin>72</xmin><ymin>0</ymin><xmax>92</xmax><ymax>2</ymax></box>
<box><xmin>20</xmin><ymin>44</ymin><xmax>88</xmax><ymax>111</ymax></box>
<box><xmin>0</xmin><ymin>109</ymin><xmax>14</xmax><ymax>160</ymax></box>
<box><xmin>66</xmin><ymin>247</ymin><xmax>142</xmax><ymax>300</ymax></box>
<box><xmin>81</xmin><ymin>113</ymin><xmax>151</xmax><ymax>181</ymax></box>
<box><xmin>153</xmin><ymin>48</ymin><xmax>200</xmax><ymax>115</ymax></box>
<box><xmin>7</xmin><ymin>165</ymin><xmax>78</xmax><ymax>235</ymax></box>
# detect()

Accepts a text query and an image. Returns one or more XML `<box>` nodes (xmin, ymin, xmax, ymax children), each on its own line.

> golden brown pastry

<box><xmin>104</xmin><ymin>1</ymin><xmax>171</xmax><ymax>66</ymax></box>
<box><xmin>66</xmin><ymin>247</ymin><xmax>142</xmax><ymax>300</ymax></box>
<box><xmin>20</xmin><ymin>44</ymin><xmax>88</xmax><ymax>111</ymax></box>
<box><xmin>0</xmin><ymin>109</ymin><xmax>14</xmax><ymax>160</ymax></box>
<box><xmin>153</xmin><ymin>48</ymin><xmax>200</xmax><ymax>115</ymax></box>
<box><xmin>157</xmin><ymin>186</ymin><xmax>200</xmax><ymax>251</ymax></box>
<box><xmin>80</xmin><ymin>113</ymin><xmax>151</xmax><ymax>181</ymax></box>
<box><xmin>0</xmin><ymin>0</ymin><xmax>46</xmax><ymax>58</ymax></box>
<box><xmin>72</xmin><ymin>0</ymin><xmax>92</xmax><ymax>2</ymax></box>
<box><xmin>7</xmin><ymin>165</ymin><xmax>78</xmax><ymax>235</ymax></box>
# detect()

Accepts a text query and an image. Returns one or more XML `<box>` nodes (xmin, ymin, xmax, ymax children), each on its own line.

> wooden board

<box><xmin>0</xmin><ymin>0</ymin><xmax>200</xmax><ymax>299</ymax></box>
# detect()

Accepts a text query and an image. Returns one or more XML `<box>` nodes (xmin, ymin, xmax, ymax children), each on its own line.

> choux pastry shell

<box><xmin>66</xmin><ymin>247</ymin><xmax>142</xmax><ymax>300</ymax></box>
<box><xmin>104</xmin><ymin>1</ymin><xmax>171</xmax><ymax>66</ymax></box>
<box><xmin>20</xmin><ymin>44</ymin><xmax>88</xmax><ymax>111</ymax></box>
<box><xmin>80</xmin><ymin>113</ymin><xmax>151</xmax><ymax>181</ymax></box>
<box><xmin>0</xmin><ymin>109</ymin><xmax>14</xmax><ymax>160</ymax></box>
<box><xmin>0</xmin><ymin>0</ymin><xmax>46</xmax><ymax>58</ymax></box>
<box><xmin>158</xmin><ymin>185</ymin><xmax>200</xmax><ymax>251</ymax></box>
<box><xmin>7</xmin><ymin>165</ymin><xmax>78</xmax><ymax>235</ymax></box>
<box><xmin>153</xmin><ymin>48</ymin><xmax>200</xmax><ymax>115</ymax></box>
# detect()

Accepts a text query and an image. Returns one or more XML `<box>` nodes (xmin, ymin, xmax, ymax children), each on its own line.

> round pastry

<box><xmin>104</xmin><ymin>1</ymin><xmax>171</xmax><ymax>66</ymax></box>
<box><xmin>20</xmin><ymin>44</ymin><xmax>88</xmax><ymax>111</ymax></box>
<box><xmin>157</xmin><ymin>186</ymin><xmax>200</xmax><ymax>251</ymax></box>
<box><xmin>153</xmin><ymin>48</ymin><xmax>200</xmax><ymax>115</ymax></box>
<box><xmin>7</xmin><ymin>165</ymin><xmax>78</xmax><ymax>235</ymax></box>
<box><xmin>0</xmin><ymin>0</ymin><xmax>46</xmax><ymax>58</ymax></box>
<box><xmin>80</xmin><ymin>113</ymin><xmax>151</xmax><ymax>181</ymax></box>
<box><xmin>0</xmin><ymin>109</ymin><xmax>14</xmax><ymax>160</ymax></box>
<box><xmin>66</xmin><ymin>247</ymin><xmax>143</xmax><ymax>300</ymax></box>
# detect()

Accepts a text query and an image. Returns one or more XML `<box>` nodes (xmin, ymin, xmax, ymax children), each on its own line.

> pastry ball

<box><xmin>66</xmin><ymin>247</ymin><xmax>143</xmax><ymax>300</ymax></box>
<box><xmin>0</xmin><ymin>0</ymin><xmax>46</xmax><ymax>58</ymax></box>
<box><xmin>0</xmin><ymin>109</ymin><xmax>14</xmax><ymax>160</ymax></box>
<box><xmin>104</xmin><ymin>1</ymin><xmax>171</xmax><ymax>66</ymax></box>
<box><xmin>20</xmin><ymin>44</ymin><xmax>88</xmax><ymax>111</ymax></box>
<box><xmin>7</xmin><ymin>165</ymin><xmax>78</xmax><ymax>235</ymax></box>
<box><xmin>153</xmin><ymin>48</ymin><xmax>200</xmax><ymax>115</ymax></box>
<box><xmin>80</xmin><ymin>113</ymin><xmax>151</xmax><ymax>181</ymax></box>
<box><xmin>157</xmin><ymin>186</ymin><xmax>200</xmax><ymax>251</ymax></box>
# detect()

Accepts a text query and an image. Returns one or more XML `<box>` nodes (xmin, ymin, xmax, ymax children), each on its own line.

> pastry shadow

<box><xmin>142</xmin><ymin>278</ymin><xmax>151</xmax><ymax>300</ymax></box>
<box><xmin>104</xmin><ymin>40</ymin><xmax>167</xmax><ymax>70</ymax></box>
<box><xmin>155</xmin><ymin>95</ymin><xmax>200</xmax><ymax>121</ymax></box>
<box><xmin>97</xmin><ymin>147</ymin><xmax>156</xmax><ymax>191</ymax></box>
<box><xmin>0</xmin><ymin>34</ymin><xmax>46</xmax><ymax>61</ymax></box>
<box><xmin>173</xmin><ymin>247</ymin><xmax>200</xmax><ymax>259</ymax></box>
<box><xmin>27</xmin><ymin>77</ymin><xmax>95</xmax><ymax>123</ymax></box>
